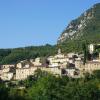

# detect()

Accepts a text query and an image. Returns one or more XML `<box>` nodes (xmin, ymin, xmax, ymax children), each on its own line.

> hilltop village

<box><xmin>0</xmin><ymin>44</ymin><xmax>100</xmax><ymax>81</ymax></box>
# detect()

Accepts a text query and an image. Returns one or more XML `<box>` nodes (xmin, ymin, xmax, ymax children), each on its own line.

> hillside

<box><xmin>0</xmin><ymin>44</ymin><xmax>57</xmax><ymax>64</ymax></box>
<box><xmin>57</xmin><ymin>3</ymin><xmax>100</xmax><ymax>53</ymax></box>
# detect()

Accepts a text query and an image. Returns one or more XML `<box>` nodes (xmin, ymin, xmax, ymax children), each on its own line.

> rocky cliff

<box><xmin>57</xmin><ymin>3</ymin><xmax>100</xmax><ymax>44</ymax></box>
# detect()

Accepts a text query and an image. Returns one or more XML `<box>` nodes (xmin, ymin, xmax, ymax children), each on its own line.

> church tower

<box><xmin>58</xmin><ymin>48</ymin><xmax>62</xmax><ymax>54</ymax></box>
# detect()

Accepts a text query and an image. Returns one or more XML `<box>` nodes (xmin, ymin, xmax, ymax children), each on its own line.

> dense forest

<box><xmin>0</xmin><ymin>69</ymin><xmax>100</xmax><ymax>100</ymax></box>
<box><xmin>0</xmin><ymin>44</ymin><xmax>57</xmax><ymax>64</ymax></box>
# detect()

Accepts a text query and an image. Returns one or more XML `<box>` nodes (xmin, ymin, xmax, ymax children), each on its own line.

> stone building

<box><xmin>15</xmin><ymin>67</ymin><xmax>37</xmax><ymax>80</ymax></box>
<box><xmin>41</xmin><ymin>67</ymin><xmax>61</xmax><ymax>76</ymax></box>
<box><xmin>75</xmin><ymin>60</ymin><xmax>100</xmax><ymax>73</ymax></box>
<box><xmin>30</xmin><ymin>58</ymin><xmax>42</xmax><ymax>66</ymax></box>
<box><xmin>0</xmin><ymin>64</ymin><xmax>15</xmax><ymax>81</ymax></box>
<box><xmin>16</xmin><ymin>60</ymin><xmax>33</xmax><ymax>69</ymax></box>
<box><xmin>47</xmin><ymin>49</ymin><xmax>68</xmax><ymax>68</ymax></box>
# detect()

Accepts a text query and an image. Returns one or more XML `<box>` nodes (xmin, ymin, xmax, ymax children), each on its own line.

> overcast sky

<box><xmin>0</xmin><ymin>0</ymin><xmax>99</xmax><ymax>48</ymax></box>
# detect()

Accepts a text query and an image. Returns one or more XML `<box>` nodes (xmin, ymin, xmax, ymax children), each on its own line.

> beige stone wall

<box><xmin>2</xmin><ymin>68</ymin><xmax>10</xmax><ymax>73</ymax></box>
<box><xmin>15</xmin><ymin>67</ymin><xmax>37</xmax><ymax>80</ymax></box>
<box><xmin>84</xmin><ymin>62</ymin><xmax>100</xmax><ymax>72</ymax></box>
<box><xmin>40</xmin><ymin>67</ymin><xmax>61</xmax><ymax>76</ymax></box>
<box><xmin>15</xmin><ymin>67</ymin><xmax>61</xmax><ymax>80</ymax></box>
<box><xmin>48</xmin><ymin>54</ymin><xmax>67</xmax><ymax>68</ymax></box>
<box><xmin>75</xmin><ymin>60</ymin><xmax>100</xmax><ymax>73</ymax></box>
<box><xmin>16</xmin><ymin>63</ymin><xmax>22</xmax><ymax>68</ymax></box>
<box><xmin>2</xmin><ymin>65</ymin><xmax>15</xmax><ymax>69</ymax></box>
<box><xmin>0</xmin><ymin>73</ymin><xmax>13</xmax><ymax>81</ymax></box>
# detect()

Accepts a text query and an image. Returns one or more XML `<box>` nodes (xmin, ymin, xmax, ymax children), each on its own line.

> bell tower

<box><xmin>58</xmin><ymin>48</ymin><xmax>61</xmax><ymax>54</ymax></box>
<box><xmin>88</xmin><ymin>44</ymin><xmax>94</xmax><ymax>54</ymax></box>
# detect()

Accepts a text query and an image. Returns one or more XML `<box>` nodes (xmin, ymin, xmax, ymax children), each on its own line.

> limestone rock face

<box><xmin>57</xmin><ymin>3</ymin><xmax>100</xmax><ymax>44</ymax></box>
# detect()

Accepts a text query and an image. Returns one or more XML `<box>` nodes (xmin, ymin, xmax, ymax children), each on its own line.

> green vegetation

<box><xmin>58</xmin><ymin>3</ymin><xmax>100</xmax><ymax>53</ymax></box>
<box><xmin>0</xmin><ymin>69</ymin><xmax>100</xmax><ymax>100</ymax></box>
<box><xmin>0</xmin><ymin>44</ymin><xmax>57</xmax><ymax>64</ymax></box>
<box><xmin>82</xmin><ymin>42</ymin><xmax>89</xmax><ymax>64</ymax></box>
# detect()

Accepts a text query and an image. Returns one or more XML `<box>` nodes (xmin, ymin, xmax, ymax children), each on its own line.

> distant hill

<box><xmin>0</xmin><ymin>44</ymin><xmax>57</xmax><ymax>64</ymax></box>
<box><xmin>57</xmin><ymin>3</ymin><xmax>100</xmax><ymax>53</ymax></box>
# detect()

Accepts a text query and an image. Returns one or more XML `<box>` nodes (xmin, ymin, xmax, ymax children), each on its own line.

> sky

<box><xmin>0</xmin><ymin>0</ymin><xmax>100</xmax><ymax>48</ymax></box>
